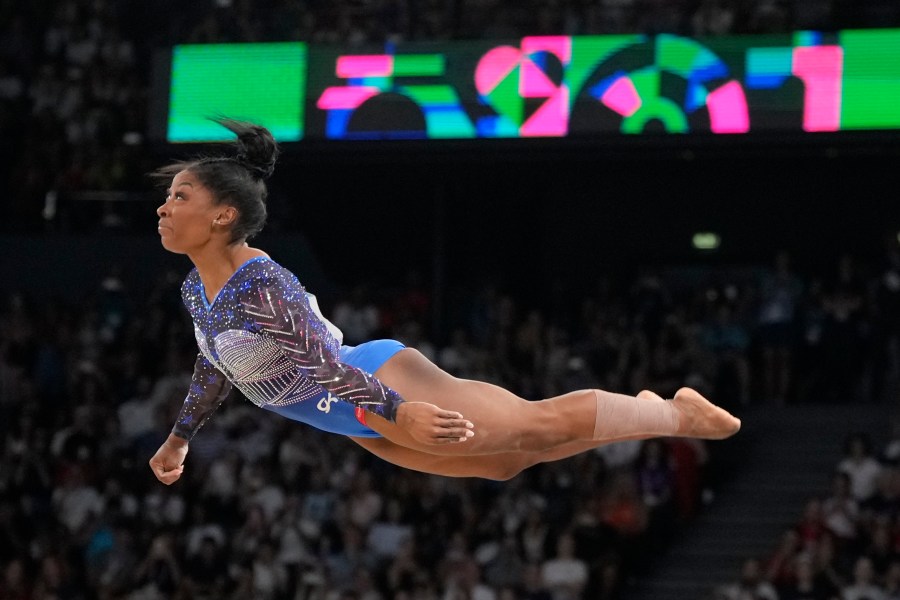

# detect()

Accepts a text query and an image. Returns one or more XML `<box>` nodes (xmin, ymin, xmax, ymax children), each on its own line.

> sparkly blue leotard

<box><xmin>171</xmin><ymin>256</ymin><xmax>405</xmax><ymax>441</ymax></box>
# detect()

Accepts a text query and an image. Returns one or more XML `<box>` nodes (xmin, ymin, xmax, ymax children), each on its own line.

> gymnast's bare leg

<box><xmin>363</xmin><ymin>348</ymin><xmax>740</xmax><ymax>459</ymax></box>
<box><xmin>352</xmin><ymin>390</ymin><xmax>711</xmax><ymax>480</ymax></box>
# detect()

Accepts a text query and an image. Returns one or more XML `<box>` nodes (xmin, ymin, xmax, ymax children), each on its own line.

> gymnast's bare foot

<box><xmin>638</xmin><ymin>388</ymin><xmax>741</xmax><ymax>440</ymax></box>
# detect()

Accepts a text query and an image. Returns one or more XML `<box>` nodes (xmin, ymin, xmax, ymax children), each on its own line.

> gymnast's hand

<box><xmin>395</xmin><ymin>402</ymin><xmax>475</xmax><ymax>445</ymax></box>
<box><xmin>149</xmin><ymin>434</ymin><xmax>189</xmax><ymax>485</ymax></box>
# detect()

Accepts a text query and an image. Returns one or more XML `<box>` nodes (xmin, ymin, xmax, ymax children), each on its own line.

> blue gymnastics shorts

<box><xmin>264</xmin><ymin>339</ymin><xmax>406</xmax><ymax>438</ymax></box>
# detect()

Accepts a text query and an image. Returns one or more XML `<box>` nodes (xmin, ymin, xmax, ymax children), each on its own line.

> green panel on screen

<box><xmin>394</xmin><ymin>55</ymin><xmax>444</xmax><ymax>76</ymax></box>
<box><xmin>168</xmin><ymin>43</ymin><xmax>306</xmax><ymax>142</ymax></box>
<box><xmin>840</xmin><ymin>29</ymin><xmax>900</xmax><ymax>130</ymax></box>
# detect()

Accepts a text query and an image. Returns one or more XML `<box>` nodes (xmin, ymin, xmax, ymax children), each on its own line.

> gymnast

<box><xmin>149</xmin><ymin>119</ymin><xmax>740</xmax><ymax>483</ymax></box>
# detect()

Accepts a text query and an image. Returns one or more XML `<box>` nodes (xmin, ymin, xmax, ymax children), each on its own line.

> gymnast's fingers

<box><xmin>431</xmin><ymin>425</ymin><xmax>475</xmax><ymax>442</ymax></box>
<box><xmin>435</xmin><ymin>412</ymin><xmax>475</xmax><ymax>430</ymax></box>
<box><xmin>151</xmin><ymin>462</ymin><xmax>183</xmax><ymax>485</ymax></box>
<box><xmin>160</xmin><ymin>465</ymin><xmax>184</xmax><ymax>485</ymax></box>
<box><xmin>440</xmin><ymin>418</ymin><xmax>475</xmax><ymax>430</ymax></box>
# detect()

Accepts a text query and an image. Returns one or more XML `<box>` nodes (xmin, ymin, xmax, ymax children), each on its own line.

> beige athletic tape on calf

<box><xmin>592</xmin><ymin>389</ymin><xmax>679</xmax><ymax>440</ymax></box>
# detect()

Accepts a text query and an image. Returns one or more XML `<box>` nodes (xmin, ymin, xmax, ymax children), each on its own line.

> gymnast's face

<box><xmin>156</xmin><ymin>170</ymin><xmax>234</xmax><ymax>254</ymax></box>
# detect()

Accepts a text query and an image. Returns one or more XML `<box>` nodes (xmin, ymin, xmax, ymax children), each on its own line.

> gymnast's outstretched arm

<box><xmin>150</xmin><ymin>354</ymin><xmax>232</xmax><ymax>484</ymax></box>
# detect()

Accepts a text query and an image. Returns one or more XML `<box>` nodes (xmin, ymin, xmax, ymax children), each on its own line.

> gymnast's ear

<box><xmin>214</xmin><ymin>205</ymin><xmax>238</xmax><ymax>226</ymax></box>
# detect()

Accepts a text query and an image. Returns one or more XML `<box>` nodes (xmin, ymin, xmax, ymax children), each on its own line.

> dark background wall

<box><xmin>254</xmin><ymin>133</ymin><xmax>900</xmax><ymax>289</ymax></box>
<box><xmin>12</xmin><ymin>132</ymin><xmax>900</xmax><ymax>306</ymax></box>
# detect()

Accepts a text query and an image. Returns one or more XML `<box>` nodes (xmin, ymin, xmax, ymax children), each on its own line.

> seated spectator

<box><xmin>810</xmin><ymin>532</ymin><xmax>844</xmax><ymax>597</ymax></box>
<box><xmin>635</xmin><ymin>439</ymin><xmax>677</xmax><ymax>549</ymax></box>
<box><xmin>842</xmin><ymin>556</ymin><xmax>886</xmax><ymax>600</ymax></box>
<box><xmin>796</xmin><ymin>499</ymin><xmax>827</xmax><ymax>550</ymax></box>
<box><xmin>865</xmin><ymin>467</ymin><xmax>900</xmax><ymax>522</ymax></box>
<box><xmin>822</xmin><ymin>472</ymin><xmax>859</xmax><ymax>544</ymax></box>
<box><xmin>766</xmin><ymin>529</ymin><xmax>802</xmax><ymax>589</ymax></box>
<box><xmin>132</xmin><ymin>532</ymin><xmax>181</xmax><ymax>600</ymax></box>
<box><xmin>183</xmin><ymin>535</ymin><xmax>228</xmax><ymax>599</ymax></box>
<box><xmin>367</xmin><ymin>498</ymin><xmax>414</xmax><ymax>561</ymax></box>
<box><xmin>864</xmin><ymin>519</ymin><xmax>898</xmax><ymax>581</ymax></box>
<box><xmin>838</xmin><ymin>433</ymin><xmax>884</xmax><ymax>504</ymax></box>
<box><xmin>331</xmin><ymin>284</ymin><xmax>382</xmax><ymax>345</ymax></box>
<box><xmin>250</xmin><ymin>539</ymin><xmax>289</xmax><ymax>600</ymax></box>
<box><xmin>540</xmin><ymin>532</ymin><xmax>588</xmax><ymax>600</ymax></box>
<box><xmin>716</xmin><ymin>557</ymin><xmax>779</xmax><ymax>600</ymax></box>
<box><xmin>778</xmin><ymin>553</ymin><xmax>837</xmax><ymax>600</ymax></box>
<box><xmin>443</xmin><ymin>555</ymin><xmax>496</xmax><ymax>600</ymax></box>
<box><xmin>0</xmin><ymin>559</ymin><xmax>30</xmax><ymax>600</ymax></box>
<box><xmin>884</xmin><ymin>560</ymin><xmax>900</xmax><ymax>600</ymax></box>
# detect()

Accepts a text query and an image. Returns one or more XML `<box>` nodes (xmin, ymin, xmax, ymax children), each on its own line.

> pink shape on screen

<box><xmin>521</xmin><ymin>88</ymin><xmax>570</xmax><ymax>137</ymax></box>
<box><xmin>522</xmin><ymin>36</ymin><xmax>572</xmax><ymax>64</ymax></box>
<box><xmin>336</xmin><ymin>55</ymin><xmax>394</xmax><ymax>78</ymax></box>
<box><xmin>601</xmin><ymin>76</ymin><xmax>642</xmax><ymax>117</ymax></box>
<box><xmin>792</xmin><ymin>46</ymin><xmax>843</xmax><ymax>132</ymax></box>
<box><xmin>475</xmin><ymin>46</ymin><xmax>522</xmax><ymax>95</ymax></box>
<box><xmin>520</xmin><ymin>58</ymin><xmax>559</xmax><ymax>98</ymax></box>
<box><xmin>707</xmin><ymin>81</ymin><xmax>750</xmax><ymax>133</ymax></box>
<box><xmin>317</xmin><ymin>86</ymin><xmax>381</xmax><ymax>110</ymax></box>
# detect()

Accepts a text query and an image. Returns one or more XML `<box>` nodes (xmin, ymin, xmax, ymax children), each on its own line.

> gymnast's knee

<box><xmin>482</xmin><ymin>456</ymin><xmax>533</xmax><ymax>481</ymax></box>
<box><xmin>486</xmin><ymin>452</ymin><xmax>541</xmax><ymax>481</ymax></box>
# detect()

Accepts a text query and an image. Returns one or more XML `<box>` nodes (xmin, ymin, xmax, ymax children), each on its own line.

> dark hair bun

<box><xmin>216</xmin><ymin>118</ymin><xmax>279</xmax><ymax>180</ymax></box>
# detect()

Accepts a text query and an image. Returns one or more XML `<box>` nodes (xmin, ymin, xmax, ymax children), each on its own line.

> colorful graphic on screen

<box><xmin>164</xmin><ymin>30</ymin><xmax>900</xmax><ymax>142</ymax></box>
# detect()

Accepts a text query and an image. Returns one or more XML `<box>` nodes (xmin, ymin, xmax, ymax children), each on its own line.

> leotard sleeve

<box><xmin>238</xmin><ymin>276</ymin><xmax>405</xmax><ymax>422</ymax></box>
<box><xmin>171</xmin><ymin>354</ymin><xmax>233</xmax><ymax>441</ymax></box>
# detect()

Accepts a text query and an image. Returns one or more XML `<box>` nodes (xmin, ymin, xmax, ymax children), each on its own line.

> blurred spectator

<box><xmin>51</xmin><ymin>464</ymin><xmax>103</xmax><ymax>537</ymax></box>
<box><xmin>483</xmin><ymin>535</ymin><xmax>527</xmax><ymax>590</ymax></box>
<box><xmin>540</xmin><ymin>531</ymin><xmax>588</xmax><ymax>600</ymax></box>
<box><xmin>862</xmin><ymin>519</ymin><xmax>896</xmax><ymax>581</ymax></box>
<box><xmin>837</xmin><ymin>433</ymin><xmax>884</xmax><ymax>505</ymax></box>
<box><xmin>667</xmin><ymin>438</ymin><xmax>712</xmax><ymax>522</ymax></box>
<box><xmin>765</xmin><ymin>529</ymin><xmax>802</xmax><ymax>589</ymax></box>
<box><xmin>0</xmin><ymin>559</ymin><xmax>30</xmax><ymax>600</ymax></box>
<box><xmin>716</xmin><ymin>557</ymin><xmax>780</xmax><ymax>600</ymax></box>
<box><xmin>756</xmin><ymin>251</ymin><xmax>803</xmax><ymax>404</ymax></box>
<box><xmin>367</xmin><ymin>498</ymin><xmax>414</xmax><ymax>561</ymax></box>
<box><xmin>332</xmin><ymin>284</ymin><xmax>383</xmax><ymax>346</ymax></box>
<box><xmin>884</xmin><ymin>561</ymin><xmax>900</xmax><ymax>599</ymax></box>
<box><xmin>777</xmin><ymin>553</ymin><xmax>835</xmax><ymax>600</ymax></box>
<box><xmin>634</xmin><ymin>439</ymin><xmax>676</xmax><ymax>548</ymax></box>
<box><xmin>841</xmin><ymin>556</ymin><xmax>886</xmax><ymax>600</ymax></box>
<box><xmin>821</xmin><ymin>255</ymin><xmax>868</xmax><ymax>403</ymax></box>
<box><xmin>822</xmin><ymin>472</ymin><xmax>859</xmax><ymax>545</ymax></box>
<box><xmin>866</xmin><ymin>468</ymin><xmax>900</xmax><ymax>524</ymax></box>
<box><xmin>795</xmin><ymin>499</ymin><xmax>827</xmax><ymax>548</ymax></box>
<box><xmin>810</xmin><ymin>533</ymin><xmax>845</xmax><ymax>597</ymax></box>
<box><xmin>250</xmin><ymin>539</ymin><xmax>289</xmax><ymax>600</ymax></box>
<box><xmin>443</xmin><ymin>555</ymin><xmax>497</xmax><ymax>600</ymax></box>
<box><xmin>183</xmin><ymin>534</ymin><xmax>228</xmax><ymax>598</ymax></box>
<box><xmin>701</xmin><ymin>302</ymin><xmax>751</xmax><ymax>406</ymax></box>
<box><xmin>132</xmin><ymin>532</ymin><xmax>181</xmax><ymax>600</ymax></box>
<box><xmin>870</xmin><ymin>239</ymin><xmax>900</xmax><ymax>404</ymax></box>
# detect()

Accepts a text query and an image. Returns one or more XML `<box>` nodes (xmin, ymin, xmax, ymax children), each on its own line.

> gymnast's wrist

<box><xmin>164</xmin><ymin>433</ymin><xmax>189</xmax><ymax>450</ymax></box>
<box><xmin>389</xmin><ymin>395</ymin><xmax>405</xmax><ymax>422</ymax></box>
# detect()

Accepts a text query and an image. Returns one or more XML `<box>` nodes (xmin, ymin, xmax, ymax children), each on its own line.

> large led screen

<box><xmin>162</xmin><ymin>30</ymin><xmax>900</xmax><ymax>142</ymax></box>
